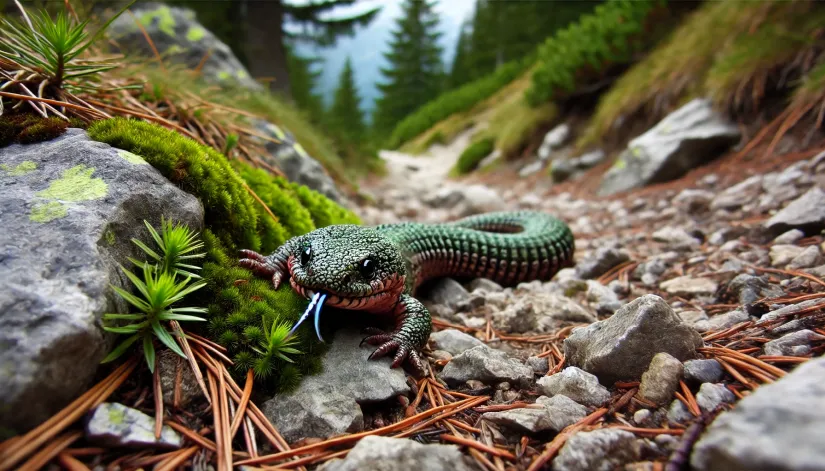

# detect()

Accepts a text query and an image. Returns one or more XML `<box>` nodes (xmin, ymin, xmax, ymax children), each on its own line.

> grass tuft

<box><xmin>452</xmin><ymin>136</ymin><xmax>495</xmax><ymax>175</ymax></box>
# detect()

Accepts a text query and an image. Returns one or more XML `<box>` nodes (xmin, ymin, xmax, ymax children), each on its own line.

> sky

<box><xmin>292</xmin><ymin>0</ymin><xmax>476</xmax><ymax>118</ymax></box>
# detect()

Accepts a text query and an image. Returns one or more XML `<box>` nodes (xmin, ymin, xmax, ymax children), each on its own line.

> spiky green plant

<box><xmin>129</xmin><ymin>218</ymin><xmax>206</xmax><ymax>279</ymax></box>
<box><xmin>0</xmin><ymin>1</ymin><xmax>136</xmax><ymax>92</ymax></box>
<box><xmin>248</xmin><ymin>319</ymin><xmax>303</xmax><ymax>379</ymax></box>
<box><xmin>102</xmin><ymin>262</ymin><xmax>207</xmax><ymax>372</ymax></box>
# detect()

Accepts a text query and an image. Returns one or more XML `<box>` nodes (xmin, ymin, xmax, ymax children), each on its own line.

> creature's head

<box><xmin>287</xmin><ymin>225</ymin><xmax>407</xmax><ymax>312</ymax></box>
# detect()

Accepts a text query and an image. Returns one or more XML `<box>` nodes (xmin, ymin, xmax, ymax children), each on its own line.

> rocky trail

<box><xmin>331</xmin><ymin>121</ymin><xmax>825</xmax><ymax>470</ymax></box>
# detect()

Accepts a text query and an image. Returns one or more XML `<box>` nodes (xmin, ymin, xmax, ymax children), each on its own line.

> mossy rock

<box><xmin>87</xmin><ymin>117</ymin><xmax>360</xmax><ymax>391</ymax></box>
<box><xmin>0</xmin><ymin>114</ymin><xmax>69</xmax><ymax>148</ymax></box>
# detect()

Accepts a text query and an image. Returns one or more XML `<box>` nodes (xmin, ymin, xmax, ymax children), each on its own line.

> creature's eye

<box><xmin>358</xmin><ymin>258</ymin><xmax>376</xmax><ymax>278</ymax></box>
<box><xmin>300</xmin><ymin>246</ymin><xmax>312</xmax><ymax>265</ymax></box>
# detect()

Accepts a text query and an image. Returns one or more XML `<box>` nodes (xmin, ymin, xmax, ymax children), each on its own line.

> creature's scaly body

<box><xmin>239</xmin><ymin>211</ymin><xmax>574</xmax><ymax>372</ymax></box>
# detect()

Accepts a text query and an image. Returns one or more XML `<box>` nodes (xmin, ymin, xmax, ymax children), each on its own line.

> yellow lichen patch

<box><xmin>30</xmin><ymin>201</ymin><xmax>67</xmax><ymax>223</ymax></box>
<box><xmin>117</xmin><ymin>149</ymin><xmax>147</xmax><ymax>165</ymax></box>
<box><xmin>140</xmin><ymin>6</ymin><xmax>176</xmax><ymax>37</ymax></box>
<box><xmin>36</xmin><ymin>165</ymin><xmax>108</xmax><ymax>202</ymax></box>
<box><xmin>186</xmin><ymin>26</ymin><xmax>205</xmax><ymax>42</ymax></box>
<box><xmin>1</xmin><ymin>160</ymin><xmax>37</xmax><ymax>176</ymax></box>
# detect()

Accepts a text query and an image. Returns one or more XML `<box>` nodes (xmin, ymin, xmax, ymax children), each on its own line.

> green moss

<box><xmin>185</xmin><ymin>26</ymin><xmax>205</xmax><ymax>42</ymax></box>
<box><xmin>453</xmin><ymin>136</ymin><xmax>495</xmax><ymax>175</ymax></box>
<box><xmin>0</xmin><ymin>114</ymin><xmax>68</xmax><ymax>147</ymax></box>
<box><xmin>1</xmin><ymin>161</ymin><xmax>37</xmax><ymax>176</ymax></box>
<box><xmin>36</xmin><ymin>165</ymin><xmax>108</xmax><ymax>201</ymax></box>
<box><xmin>30</xmin><ymin>201</ymin><xmax>67</xmax><ymax>223</ymax></box>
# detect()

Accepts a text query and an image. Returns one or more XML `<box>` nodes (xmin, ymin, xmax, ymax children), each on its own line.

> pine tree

<box><xmin>372</xmin><ymin>0</ymin><xmax>444</xmax><ymax>137</ymax></box>
<box><xmin>448</xmin><ymin>20</ymin><xmax>473</xmax><ymax>89</ymax></box>
<box><xmin>286</xmin><ymin>47</ymin><xmax>325</xmax><ymax>123</ymax></box>
<box><xmin>328</xmin><ymin>57</ymin><xmax>366</xmax><ymax>144</ymax></box>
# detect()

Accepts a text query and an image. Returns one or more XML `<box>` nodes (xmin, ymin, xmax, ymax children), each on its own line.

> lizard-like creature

<box><xmin>239</xmin><ymin>211</ymin><xmax>574</xmax><ymax>372</ymax></box>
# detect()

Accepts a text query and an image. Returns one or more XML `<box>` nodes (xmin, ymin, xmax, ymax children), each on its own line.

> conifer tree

<box><xmin>448</xmin><ymin>20</ymin><xmax>473</xmax><ymax>89</ymax></box>
<box><xmin>286</xmin><ymin>48</ymin><xmax>325</xmax><ymax>123</ymax></box>
<box><xmin>372</xmin><ymin>0</ymin><xmax>444</xmax><ymax>136</ymax></box>
<box><xmin>328</xmin><ymin>57</ymin><xmax>366</xmax><ymax>144</ymax></box>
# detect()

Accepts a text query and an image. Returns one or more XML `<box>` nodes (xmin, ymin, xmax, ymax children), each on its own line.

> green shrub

<box><xmin>526</xmin><ymin>0</ymin><xmax>662</xmax><ymax>105</ymax></box>
<box><xmin>388</xmin><ymin>55</ymin><xmax>534</xmax><ymax>149</ymax></box>
<box><xmin>453</xmin><ymin>136</ymin><xmax>495</xmax><ymax>175</ymax></box>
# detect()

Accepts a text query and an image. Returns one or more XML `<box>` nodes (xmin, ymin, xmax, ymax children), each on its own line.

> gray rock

<box><xmin>519</xmin><ymin>160</ymin><xmax>545</xmax><ymax>178</ymax></box>
<box><xmin>789</xmin><ymin>245</ymin><xmax>822</xmax><ymax>269</ymax></box>
<box><xmin>536</xmin><ymin>394</ymin><xmax>589</xmax><ymax>425</ymax></box>
<box><xmin>482</xmin><ymin>407</ymin><xmax>557</xmax><ymax>434</ymax></box>
<box><xmin>262</xmin><ymin>328</ymin><xmax>410</xmax><ymax>442</ymax></box>
<box><xmin>652</xmin><ymin>226</ymin><xmax>701</xmax><ymax>251</ymax></box>
<box><xmin>109</xmin><ymin>3</ymin><xmax>261</xmax><ymax>90</ymax></box>
<box><xmin>764</xmin><ymin>329</ymin><xmax>825</xmax><ymax>357</ymax></box>
<box><xmin>426</xmin><ymin>278</ymin><xmax>470</xmax><ymax>310</ymax></box>
<box><xmin>553</xmin><ymin>429</ymin><xmax>640</xmax><ymax>471</ymax></box>
<box><xmin>467</xmin><ymin>278</ymin><xmax>503</xmax><ymax>293</ymax></box>
<box><xmin>586</xmin><ymin>280</ymin><xmax>623</xmax><ymax>315</ymax></box>
<box><xmin>576</xmin><ymin>150</ymin><xmax>606</xmax><ymax>168</ymax></box>
<box><xmin>263</xmin><ymin>383</ymin><xmax>363</xmax><ymax>443</ymax></box>
<box><xmin>638</xmin><ymin>353</ymin><xmax>684</xmax><ymax>406</ymax></box>
<box><xmin>575</xmin><ymin>247</ymin><xmax>630</xmax><ymax>279</ymax></box>
<box><xmin>760</xmin><ymin>299</ymin><xmax>824</xmax><ymax>324</ymax></box>
<box><xmin>667</xmin><ymin>398</ymin><xmax>693</xmax><ymax>425</ymax></box>
<box><xmin>599</xmin><ymin>99</ymin><xmax>740</xmax><ymax>196</ymax></box>
<box><xmin>693</xmin><ymin>309</ymin><xmax>750</xmax><ymax>333</ymax></box>
<box><xmin>774</xmin><ymin>229</ymin><xmax>805</xmax><ymax>244</ymax></box>
<box><xmin>659</xmin><ymin>276</ymin><xmax>718</xmax><ymax>297</ymax></box>
<box><xmin>538</xmin><ymin>124</ymin><xmax>571</xmax><ymax>160</ymax></box>
<box><xmin>0</xmin><ymin>129</ymin><xmax>203</xmax><ymax>434</ymax></box>
<box><xmin>495</xmin><ymin>298</ymin><xmax>539</xmax><ymax>333</ymax></box>
<box><xmin>536</xmin><ymin>367</ymin><xmax>611</xmax><ymax>407</ymax></box>
<box><xmin>451</xmin><ymin>185</ymin><xmax>507</xmax><ymax>217</ymax></box>
<box><xmin>765</xmin><ymin>187</ymin><xmax>825</xmax><ymax>236</ymax></box>
<box><xmin>684</xmin><ymin>359</ymin><xmax>724</xmax><ymax>384</ymax></box>
<box><xmin>770</xmin><ymin>244</ymin><xmax>805</xmax><ymax>267</ymax></box>
<box><xmin>711</xmin><ymin>176</ymin><xmax>764</xmax><ymax>211</ymax></box>
<box><xmin>550</xmin><ymin>159</ymin><xmax>576</xmax><ymax>183</ymax></box>
<box><xmin>525</xmin><ymin>356</ymin><xmax>550</xmax><ymax>376</ymax></box>
<box><xmin>254</xmin><ymin>120</ymin><xmax>346</xmax><ymax>204</ymax></box>
<box><xmin>678</xmin><ymin>310</ymin><xmax>709</xmax><ymax>325</ymax></box>
<box><xmin>429</xmin><ymin>329</ymin><xmax>484</xmax><ymax>355</ymax></box>
<box><xmin>157</xmin><ymin>350</ymin><xmax>201</xmax><ymax>408</ymax></box>
<box><xmin>695</xmin><ymin>383</ymin><xmax>734</xmax><ymax>413</ymax></box>
<box><xmin>727</xmin><ymin>274</ymin><xmax>783</xmax><ymax>305</ymax></box>
<box><xmin>321</xmin><ymin>435</ymin><xmax>476</xmax><ymax>471</ymax></box>
<box><xmin>531</xmin><ymin>292</ymin><xmax>597</xmax><ymax>324</ymax></box>
<box><xmin>440</xmin><ymin>345</ymin><xmax>533</xmax><ymax>387</ymax></box>
<box><xmin>85</xmin><ymin>402</ymin><xmax>182</xmax><ymax>449</ymax></box>
<box><xmin>691</xmin><ymin>357</ymin><xmax>825</xmax><ymax>471</ymax></box>
<box><xmin>563</xmin><ymin>295</ymin><xmax>703</xmax><ymax>384</ymax></box>
<box><xmin>633</xmin><ymin>409</ymin><xmax>652</xmax><ymax>425</ymax></box>
<box><xmin>674</xmin><ymin>189</ymin><xmax>715</xmax><ymax>214</ymax></box>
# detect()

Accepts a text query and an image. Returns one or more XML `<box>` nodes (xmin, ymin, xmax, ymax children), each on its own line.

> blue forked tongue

<box><xmin>288</xmin><ymin>291</ymin><xmax>328</xmax><ymax>342</ymax></box>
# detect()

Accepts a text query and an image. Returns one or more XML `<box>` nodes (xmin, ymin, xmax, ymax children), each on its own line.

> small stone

<box><xmin>85</xmin><ymin>402</ymin><xmax>182</xmax><ymax>449</ymax></box>
<box><xmin>774</xmin><ymin>229</ymin><xmax>804</xmax><ymax>244</ymax></box>
<box><xmin>553</xmin><ymin>429</ymin><xmax>640</xmax><ymax>471</ymax></box>
<box><xmin>652</xmin><ymin>226</ymin><xmax>701</xmax><ymax>250</ymax></box>
<box><xmin>429</xmin><ymin>329</ymin><xmax>484</xmax><ymax>355</ymax></box>
<box><xmin>481</xmin><ymin>396</ymin><xmax>587</xmax><ymax>435</ymax></box>
<box><xmin>426</xmin><ymin>278</ymin><xmax>470</xmax><ymax>310</ymax></box>
<box><xmin>691</xmin><ymin>357</ymin><xmax>825</xmax><ymax>471</ymax></box>
<box><xmin>157</xmin><ymin>349</ymin><xmax>201</xmax><ymax>408</ymax></box>
<box><xmin>764</xmin><ymin>329</ymin><xmax>825</xmax><ymax>357</ymax></box>
<box><xmin>527</xmin><ymin>356</ymin><xmax>549</xmax><ymax>375</ymax></box>
<box><xmin>641</xmin><ymin>273</ymin><xmax>658</xmax><ymax>286</ymax></box>
<box><xmin>674</xmin><ymin>189</ymin><xmax>714</xmax><ymax>213</ymax></box>
<box><xmin>536</xmin><ymin>394</ymin><xmax>589</xmax><ymax>428</ymax></box>
<box><xmin>659</xmin><ymin>276</ymin><xmax>718</xmax><ymax>297</ymax></box>
<box><xmin>667</xmin><ymin>399</ymin><xmax>692</xmax><ymax>425</ymax></box>
<box><xmin>726</xmin><ymin>274</ymin><xmax>783</xmax><ymax>305</ymax></box>
<box><xmin>788</xmin><ymin>245</ymin><xmax>822</xmax><ymax>269</ymax></box>
<box><xmin>764</xmin><ymin>187</ymin><xmax>825</xmax><ymax>235</ymax></box>
<box><xmin>638</xmin><ymin>353</ymin><xmax>684</xmax><ymax>406</ymax></box>
<box><xmin>563</xmin><ymin>295</ymin><xmax>703</xmax><ymax>384</ymax></box>
<box><xmin>575</xmin><ymin>247</ymin><xmax>630</xmax><ymax>279</ymax></box>
<box><xmin>586</xmin><ymin>280</ymin><xmax>624</xmax><ymax>315</ymax></box>
<box><xmin>695</xmin><ymin>383</ymin><xmax>735</xmax><ymax>413</ymax></box>
<box><xmin>678</xmin><ymin>310</ymin><xmax>709</xmax><ymax>325</ymax></box>
<box><xmin>654</xmin><ymin>434</ymin><xmax>680</xmax><ymax>452</ymax></box>
<box><xmin>760</xmin><ymin>299</ymin><xmax>823</xmax><ymax>324</ymax></box>
<box><xmin>536</xmin><ymin>367</ymin><xmax>611</xmax><ymax>407</ymax></box>
<box><xmin>633</xmin><ymin>409</ymin><xmax>652</xmax><ymax>425</ymax></box>
<box><xmin>711</xmin><ymin>175</ymin><xmax>763</xmax><ymax>211</ymax></box>
<box><xmin>440</xmin><ymin>345</ymin><xmax>533</xmax><ymax>387</ymax></box>
<box><xmin>467</xmin><ymin>278</ymin><xmax>503</xmax><ymax>293</ymax></box>
<box><xmin>683</xmin><ymin>359</ymin><xmax>724</xmax><ymax>384</ymax></box>
<box><xmin>770</xmin><ymin>244</ymin><xmax>805</xmax><ymax>267</ymax></box>
<box><xmin>430</xmin><ymin>350</ymin><xmax>452</xmax><ymax>361</ymax></box>
<box><xmin>321</xmin><ymin>435</ymin><xmax>476</xmax><ymax>471</ymax></box>
<box><xmin>693</xmin><ymin>309</ymin><xmax>750</xmax><ymax>333</ymax></box>
<box><xmin>495</xmin><ymin>298</ymin><xmax>539</xmax><ymax>333</ymax></box>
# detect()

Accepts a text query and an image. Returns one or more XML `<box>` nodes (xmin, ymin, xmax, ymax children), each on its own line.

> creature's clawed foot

<box><xmin>238</xmin><ymin>249</ymin><xmax>285</xmax><ymax>289</ymax></box>
<box><xmin>362</xmin><ymin>332</ymin><xmax>426</xmax><ymax>374</ymax></box>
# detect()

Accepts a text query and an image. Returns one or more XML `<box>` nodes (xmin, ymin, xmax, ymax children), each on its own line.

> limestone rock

<box><xmin>536</xmin><ymin>367</ymin><xmax>611</xmax><ymax>407</ymax></box>
<box><xmin>85</xmin><ymin>402</ymin><xmax>182</xmax><ymax>449</ymax></box>
<box><xmin>563</xmin><ymin>295</ymin><xmax>703</xmax><ymax>384</ymax></box>
<box><xmin>659</xmin><ymin>276</ymin><xmax>718</xmax><ymax>297</ymax></box>
<box><xmin>691</xmin><ymin>357</ymin><xmax>825</xmax><ymax>471</ymax></box>
<box><xmin>683</xmin><ymin>359</ymin><xmax>724</xmax><ymax>384</ymax></box>
<box><xmin>321</xmin><ymin>436</ymin><xmax>477</xmax><ymax>471</ymax></box>
<box><xmin>575</xmin><ymin>247</ymin><xmax>630</xmax><ymax>279</ymax></box>
<box><xmin>553</xmin><ymin>429</ymin><xmax>640</xmax><ymax>471</ymax></box>
<box><xmin>429</xmin><ymin>329</ymin><xmax>484</xmax><ymax>356</ymax></box>
<box><xmin>638</xmin><ymin>353</ymin><xmax>684</xmax><ymax>406</ymax></box>
<box><xmin>599</xmin><ymin>99</ymin><xmax>740</xmax><ymax>196</ymax></box>
<box><xmin>440</xmin><ymin>346</ymin><xmax>533</xmax><ymax>387</ymax></box>
<box><xmin>763</xmin><ymin>330</ymin><xmax>825</xmax><ymax>357</ymax></box>
<box><xmin>765</xmin><ymin>187</ymin><xmax>825</xmax><ymax>236</ymax></box>
<box><xmin>0</xmin><ymin>129</ymin><xmax>203</xmax><ymax>434</ymax></box>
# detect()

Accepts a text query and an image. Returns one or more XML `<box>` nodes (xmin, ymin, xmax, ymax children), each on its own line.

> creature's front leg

<box><xmin>361</xmin><ymin>293</ymin><xmax>431</xmax><ymax>373</ymax></box>
<box><xmin>238</xmin><ymin>236</ymin><xmax>303</xmax><ymax>289</ymax></box>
